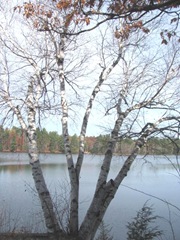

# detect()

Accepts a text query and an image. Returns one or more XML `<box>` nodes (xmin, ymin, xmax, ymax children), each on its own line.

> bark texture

<box><xmin>24</xmin><ymin>80</ymin><xmax>62</xmax><ymax>235</ymax></box>
<box><xmin>56</xmin><ymin>34</ymin><xmax>79</xmax><ymax>235</ymax></box>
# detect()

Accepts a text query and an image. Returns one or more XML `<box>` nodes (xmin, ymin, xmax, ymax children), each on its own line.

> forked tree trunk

<box><xmin>78</xmin><ymin>125</ymin><xmax>155</xmax><ymax>240</ymax></box>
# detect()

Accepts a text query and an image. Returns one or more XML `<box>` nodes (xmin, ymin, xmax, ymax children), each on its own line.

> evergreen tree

<box><xmin>127</xmin><ymin>203</ymin><xmax>163</xmax><ymax>240</ymax></box>
<box><xmin>70</xmin><ymin>134</ymin><xmax>79</xmax><ymax>154</ymax></box>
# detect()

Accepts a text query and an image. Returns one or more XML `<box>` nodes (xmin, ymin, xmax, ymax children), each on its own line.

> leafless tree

<box><xmin>0</xmin><ymin>2</ymin><xmax>179</xmax><ymax>240</ymax></box>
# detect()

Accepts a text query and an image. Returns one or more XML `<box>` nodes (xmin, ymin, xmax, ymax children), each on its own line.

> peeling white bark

<box><xmin>4</xmin><ymin>78</ymin><xmax>62</xmax><ymax>235</ymax></box>
<box><xmin>56</xmin><ymin>34</ymin><xmax>79</xmax><ymax>235</ymax></box>
<box><xmin>1</xmin><ymin>9</ymin><xmax>179</xmax><ymax>240</ymax></box>
<box><xmin>76</xmin><ymin>51</ymin><xmax>123</xmax><ymax>178</ymax></box>
<box><xmin>78</xmin><ymin>112</ymin><xmax>125</xmax><ymax>239</ymax></box>
<box><xmin>78</xmin><ymin>124</ymin><xmax>156</xmax><ymax>240</ymax></box>
<box><xmin>25</xmin><ymin>80</ymin><xmax>62</xmax><ymax>235</ymax></box>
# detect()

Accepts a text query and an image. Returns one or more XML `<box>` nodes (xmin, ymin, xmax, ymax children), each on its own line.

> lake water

<box><xmin>0</xmin><ymin>153</ymin><xmax>179</xmax><ymax>239</ymax></box>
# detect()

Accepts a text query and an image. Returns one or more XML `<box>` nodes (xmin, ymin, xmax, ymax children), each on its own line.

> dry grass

<box><xmin>0</xmin><ymin>233</ymin><xmax>54</xmax><ymax>240</ymax></box>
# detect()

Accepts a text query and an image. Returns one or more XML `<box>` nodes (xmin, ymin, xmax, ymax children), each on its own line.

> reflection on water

<box><xmin>0</xmin><ymin>153</ymin><xmax>180</xmax><ymax>239</ymax></box>
<box><xmin>0</xmin><ymin>164</ymin><xmax>28</xmax><ymax>174</ymax></box>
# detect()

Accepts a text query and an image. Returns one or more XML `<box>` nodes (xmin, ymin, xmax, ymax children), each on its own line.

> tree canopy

<box><xmin>15</xmin><ymin>0</ymin><xmax>180</xmax><ymax>44</ymax></box>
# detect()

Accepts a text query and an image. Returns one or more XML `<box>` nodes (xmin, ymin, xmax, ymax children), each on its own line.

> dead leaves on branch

<box><xmin>115</xmin><ymin>20</ymin><xmax>150</xmax><ymax>40</ymax></box>
<box><xmin>13</xmin><ymin>0</ymin><xmax>180</xmax><ymax>43</ymax></box>
<box><xmin>14</xmin><ymin>1</ymin><xmax>91</xmax><ymax>30</ymax></box>
<box><xmin>14</xmin><ymin>1</ymin><xmax>180</xmax><ymax>21</ymax></box>
<box><xmin>14</xmin><ymin>3</ymin><xmax>49</xmax><ymax>19</ymax></box>
<box><xmin>160</xmin><ymin>30</ymin><xmax>180</xmax><ymax>45</ymax></box>
<box><xmin>56</xmin><ymin>0</ymin><xmax>73</xmax><ymax>10</ymax></box>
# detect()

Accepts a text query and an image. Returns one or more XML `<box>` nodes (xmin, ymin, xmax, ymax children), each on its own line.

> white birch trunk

<box><xmin>25</xmin><ymin>81</ymin><xmax>62</xmax><ymax>235</ymax></box>
<box><xmin>78</xmin><ymin>110</ymin><xmax>126</xmax><ymax>239</ymax></box>
<box><xmin>5</xmin><ymin>80</ymin><xmax>62</xmax><ymax>235</ymax></box>
<box><xmin>56</xmin><ymin>34</ymin><xmax>79</xmax><ymax>235</ymax></box>
<box><xmin>53</xmin><ymin>31</ymin><xmax>123</xmax><ymax>237</ymax></box>
<box><xmin>76</xmin><ymin>51</ymin><xmax>122</xmax><ymax>178</ymax></box>
<box><xmin>78</xmin><ymin>125</ymin><xmax>154</xmax><ymax>240</ymax></box>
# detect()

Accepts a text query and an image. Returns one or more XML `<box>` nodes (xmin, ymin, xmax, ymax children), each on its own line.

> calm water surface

<box><xmin>0</xmin><ymin>153</ymin><xmax>179</xmax><ymax>239</ymax></box>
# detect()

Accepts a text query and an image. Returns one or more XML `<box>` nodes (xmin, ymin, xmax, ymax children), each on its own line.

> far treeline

<box><xmin>0</xmin><ymin>126</ymin><xmax>179</xmax><ymax>155</ymax></box>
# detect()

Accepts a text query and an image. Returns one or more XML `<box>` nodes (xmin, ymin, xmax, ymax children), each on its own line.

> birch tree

<box><xmin>0</xmin><ymin>1</ymin><xmax>180</xmax><ymax>240</ymax></box>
